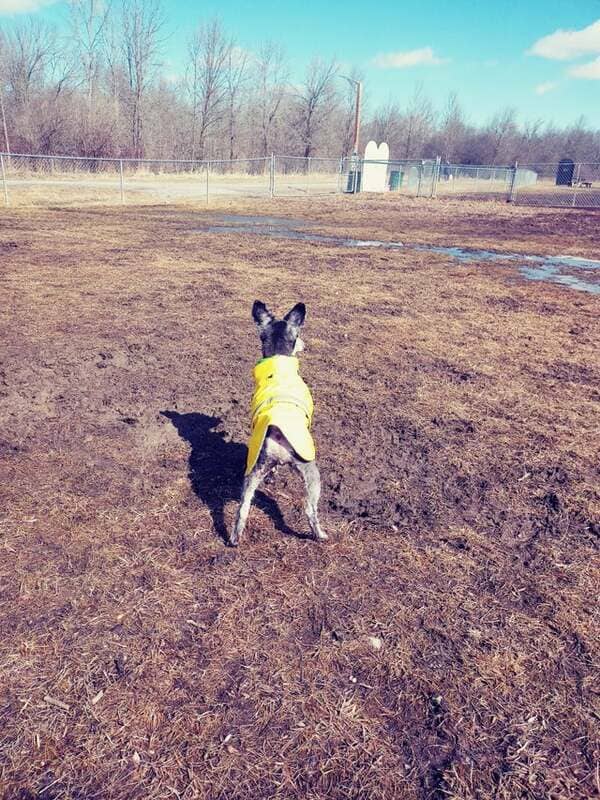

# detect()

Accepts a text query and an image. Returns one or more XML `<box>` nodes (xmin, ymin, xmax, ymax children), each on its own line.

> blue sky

<box><xmin>2</xmin><ymin>0</ymin><xmax>600</xmax><ymax>127</ymax></box>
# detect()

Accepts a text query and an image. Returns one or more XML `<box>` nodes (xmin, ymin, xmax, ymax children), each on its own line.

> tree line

<box><xmin>1</xmin><ymin>1</ymin><xmax>599</xmax><ymax>166</ymax></box>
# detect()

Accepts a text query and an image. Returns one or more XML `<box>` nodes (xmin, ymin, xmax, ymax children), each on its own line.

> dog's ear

<box><xmin>252</xmin><ymin>300</ymin><xmax>274</xmax><ymax>329</ymax></box>
<box><xmin>284</xmin><ymin>302</ymin><xmax>306</xmax><ymax>329</ymax></box>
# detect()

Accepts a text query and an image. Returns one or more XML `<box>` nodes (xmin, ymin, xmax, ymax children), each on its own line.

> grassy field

<box><xmin>3</xmin><ymin>167</ymin><xmax>600</xmax><ymax>208</ymax></box>
<box><xmin>0</xmin><ymin>195</ymin><xmax>598</xmax><ymax>799</ymax></box>
<box><xmin>0</xmin><ymin>169</ymin><xmax>341</xmax><ymax>205</ymax></box>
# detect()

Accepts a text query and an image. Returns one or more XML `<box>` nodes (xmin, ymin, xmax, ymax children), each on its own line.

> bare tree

<box><xmin>69</xmin><ymin>0</ymin><xmax>112</xmax><ymax>150</ymax></box>
<box><xmin>224</xmin><ymin>45</ymin><xmax>247</xmax><ymax>161</ymax></box>
<box><xmin>0</xmin><ymin>31</ymin><xmax>11</xmax><ymax>154</ymax></box>
<box><xmin>121</xmin><ymin>0</ymin><xmax>164</xmax><ymax>158</ymax></box>
<box><xmin>563</xmin><ymin>115</ymin><xmax>599</xmax><ymax>162</ymax></box>
<box><xmin>254</xmin><ymin>42</ymin><xmax>288</xmax><ymax>158</ymax></box>
<box><xmin>401</xmin><ymin>83</ymin><xmax>434</xmax><ymax>159</ymax></box>
<box><xmin>185</xmin><ymin>19</ymin><xmax>231</xmax><ymax>160</ymax></box>
<box><xmin>293</xmin><ymin>57</ymin><xmax>337</xmax><ymax>158</ymax></box>
<box><xmin>486</xmin><ymin>107</ymin><xmax>518</xmax><ymax>164</ymax></box>
<box><xmin>2</xmin><ymin>21</ymin><xmax>54</xmax><ymax>108</ymax></box>
<box><xmin>0</xmin><ymin>20</ymin><xmax>72</xmax><ymax>152</ymax></box>
<box><xmin>370</xmin><ymin>102</ymin><xmax>402</xmax><ymax>151</ymax></box>
<box><xmin>517</xmin><ymin>118</ymin><xmax>545</xmax><ymax>163</ymax></box>
<box><xmin>439</xmin><ymin>92</ymin><xmax>467</xmax><ymax>162</ymax></box>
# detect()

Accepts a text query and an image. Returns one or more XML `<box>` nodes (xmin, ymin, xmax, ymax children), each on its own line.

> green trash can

<box><xmin>345</xmin><ymin>170</ymin><xmax>362</xmax><ymax>193</ymax></box>
<box><xmin>389</xmin><ymin>170</ymin><xmax>403</xmax><ymax>191</ymax></box>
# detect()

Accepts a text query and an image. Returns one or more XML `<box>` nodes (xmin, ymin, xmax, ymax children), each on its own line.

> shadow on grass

<box><xmin>161</xmin><ymin>410</ymin><xmax>298</xmax><ymax>543</ymax></box>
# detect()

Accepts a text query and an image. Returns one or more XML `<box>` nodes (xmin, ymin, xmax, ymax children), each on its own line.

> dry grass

<box><xmin>1</xmin><ymin>170</ymin><xmax>342</xmax><ymax>207</ymax></box>
<box><xmin>0</xmin><ymin>196</ymin><xmax>599</xmax><ymax>799</ymax></box>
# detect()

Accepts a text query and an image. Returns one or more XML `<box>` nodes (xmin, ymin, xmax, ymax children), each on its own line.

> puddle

<box><xmin>198</xmin><ymin>223</ymin><xmax>404</xmax><ymax>249</ymax></box>
<box><xmin>192</xmin><ymin>214</ymin><xmax>600</xmax><ymax>294</ymax></box>
<box><xmin>420</xmin><ymin>246</ymin><xmax>600</xmax><ymax>294</ymax></box>
<box><xmin>519</xmin><ymin>264</ymin><xmax>600</xmax><ymax>294</ymax></box>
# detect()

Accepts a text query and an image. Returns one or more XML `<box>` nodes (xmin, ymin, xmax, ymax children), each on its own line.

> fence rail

<box><xmin>1</xmin><ymin>152</ymin><xmax>599</xmax><ymax>209</ymax></box>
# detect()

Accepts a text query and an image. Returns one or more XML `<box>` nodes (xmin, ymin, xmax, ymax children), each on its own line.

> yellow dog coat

<box><xmin>245</xmin><ymin>355</ymin><xmax>315</xmax><ymax>475</ymax></box>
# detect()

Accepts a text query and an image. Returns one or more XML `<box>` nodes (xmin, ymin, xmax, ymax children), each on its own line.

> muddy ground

<box><xmin>0</xmin><ymin>195</ymin><xmax>599</xmax><ymax>799</ymax></box>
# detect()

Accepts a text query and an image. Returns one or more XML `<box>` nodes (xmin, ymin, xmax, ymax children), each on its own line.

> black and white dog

<box><xmin>230</xmin><ymin>301</ymin><xmax>327</xmax><ymax>546</ymax></box>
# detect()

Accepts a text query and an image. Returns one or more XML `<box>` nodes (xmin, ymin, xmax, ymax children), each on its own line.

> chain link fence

<box><xmin>0</xmin><ymin>153</ymin><xmax>275</xmax><ymax>205</ymax></box>
<box><xmin>510</xmin><ymin>162</ymin><xmax>600</xmax><ymax>208</ymax></box>
<box><xmin>434</xmin><ymin>163</ymin><xmax>514</xmax><ymax>201</ymax></box>
<box><xmin>273</xmin><ymin>156</ymin><xmax>345</xmax><ymax>196</ymax></box>
<box><xmin>1</xmin><ymin>152</ymin><xmax>599</xmax><ymax>209</ymax></box>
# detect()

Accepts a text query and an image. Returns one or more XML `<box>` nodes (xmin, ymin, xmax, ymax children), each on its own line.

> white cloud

<box><xmin>372</xmin><ymin>47</ymin><xmax>448</xmax><ymax>69</ymax></box>
<box><xmin>529</xmin><ymin>19</ymin><xmax>600</xmax><ymax>61</ymax></box>
<box><xmin>568</xmin><ymin>56</ymin><xmax>600</xmax><ymax>79</ymax></box>
<box><xmin>534</xmin><ymin>81</ymin><xmax>558</xmax><ymax>95</ymax></box>
<box><xmin>0</xmin><ymin>0</ymin><xmax>56</xmax><ymax>11</ymax></box>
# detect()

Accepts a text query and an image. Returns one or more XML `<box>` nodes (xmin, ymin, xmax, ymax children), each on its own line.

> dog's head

<box><xmin>252</xmin><ymin>300</ymin><xmax>306</xmax><ymax>358</ymax></box>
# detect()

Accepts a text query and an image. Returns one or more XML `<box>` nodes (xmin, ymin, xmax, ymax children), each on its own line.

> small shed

<box><xmin>556</xmin><ymin>159</ymin><xmax>575</xmax><ymax>186</ymax></box>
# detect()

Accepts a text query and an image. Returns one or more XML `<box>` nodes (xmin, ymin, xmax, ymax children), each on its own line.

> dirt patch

<box><xmin>0</xmin><ymin>198</ymin><xmax>598</xmax><ymax>799</ymax></box>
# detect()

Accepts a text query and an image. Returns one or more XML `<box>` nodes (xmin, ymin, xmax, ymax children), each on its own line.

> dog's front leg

<box><xmin>296</xmin><ymin>461</ymin><xmax>328</xmax><ymax>541</ymax></box>
<box><xmin>230</xmin><ymin>462</ymin><xmax>269</xmax><ymax>546</ymax></box>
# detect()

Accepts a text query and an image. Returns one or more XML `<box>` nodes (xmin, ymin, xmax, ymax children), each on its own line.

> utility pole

<box><xmin>340</xmin><ymin>75</ymin><xmax>362</xmax><ymax>192</ymax></box>
<box><xmin>340</xmin><ymin>75</ymin><xmax>362</xmax><ymax>157</ymax></box>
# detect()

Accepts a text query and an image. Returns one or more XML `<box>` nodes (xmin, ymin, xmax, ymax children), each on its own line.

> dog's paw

<box><xmin>314</xmin><ymin>531</ymin><xmax>328</xmax><ymax>542</ymax></box>
<box><xmin>227</xmin><ymin>535</ymin><xmax>239</xmax><ymax>548</ymax></box>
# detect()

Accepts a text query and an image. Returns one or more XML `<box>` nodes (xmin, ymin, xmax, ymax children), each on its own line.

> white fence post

<box><xmin>416</xmin><ymin>161</ymin><xmax>424</xmax><ymax>197</ymax></box>
<box><xmin>206</xmin><ymin>161</ymin><xmax>210</xmax><ymax>204</ymax></box>
<box><xmin>119</xmin><ymin>159</ymin><xmax>125</xmax><ymax>204</ymax></box>
<box><xmin>571</xmin><ymin>163</ymin><xmax>581</xmax><ymax>208</ymax></box>
<box><xmin>508</xmin><ymin>160</ymin><xmax>518</xmax><ymax>203</ymax></box>
<box><xmin>431</xmin><ymin>155</ymin><xmax>441</xmax><ymax>198</ymax></box>
<box><xmin>0</xmin><ymin>153</ymin><xmax>8</xmax><ymax>206</ymax></box>
<box><xmin>270</xmin><ymin>154</ymin><xmax>275</xmax><ymax>197</ymax></box>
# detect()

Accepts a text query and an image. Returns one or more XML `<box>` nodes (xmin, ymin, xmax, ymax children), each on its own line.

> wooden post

<box><xmin>352</xmin><ymin>82</ymin><xmax>362</xmax><ymax>156</ymax></box>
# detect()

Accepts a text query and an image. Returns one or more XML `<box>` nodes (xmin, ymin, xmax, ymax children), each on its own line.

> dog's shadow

<box><xmin>161</xmin><ymin>411</ymin><xmax>299</xmax><ymax>543</ymax></box>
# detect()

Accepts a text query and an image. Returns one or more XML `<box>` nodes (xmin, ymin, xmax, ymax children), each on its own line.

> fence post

<box><xmin>119</xmin><ymin>159</ymin><xmax>124</xmax><ymax>204</ymax></box>
<box><xmin>571</xmin><ymin>163</ymin><xmax>581</xmax><ymax>208</ymax></box>
<box><xmin>206</xmin><ymin>160</ymin><xmax>210</xmax><ymax>204</ymax></box>
<box><xmin>431</xmin><ymin>155</ymin><xmax>441</xmax><ymax>198</ymax></box>
<box><xmin>416</xmin><ymin>161</ymin><xmax>424</xmax><ymax>197</ymax></box>
<box><xmin>0</xmin><ymin>153</ymin><xmax>8</xmax><ymax>206</ymax></box>
<box><xmin>270</xmin><ymin>153</ymin><xmax>275</xmax><ymax>197</ymax></box>
<box><xmin>338</xmin><ymin>156</ymin><xmax>344</xmax><ymax>194</ymax></box>
<box><xmin>508</xmin><ymin>160</ymin><xmax>518</xmax><ymax>203</ymax></box>
<box><xmin>306</xmin><ymin>156</ymin><xmax>311</xmax><ymax>196</ymax></box>
<box><xmin>349</xmin><ymin>155</ymin><xmax>360</xmax><ymax>194</ymax></box>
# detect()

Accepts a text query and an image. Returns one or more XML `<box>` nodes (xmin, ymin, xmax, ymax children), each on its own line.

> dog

<box><xmin>230</xmin><ymin>300</ymin><xmax>327</xmax><ymax>546</ymax></box>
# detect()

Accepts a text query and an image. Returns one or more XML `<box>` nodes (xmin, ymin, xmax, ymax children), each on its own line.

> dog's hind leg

<box><xmin>296</xmin><ymin>460</ymin><xmax>328</xmax><ymax>541</ymax></box>
<box><xmin>230</xmin><ymin>461</ymin><xmax>270</xmax><ymax>547</ymax></box>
